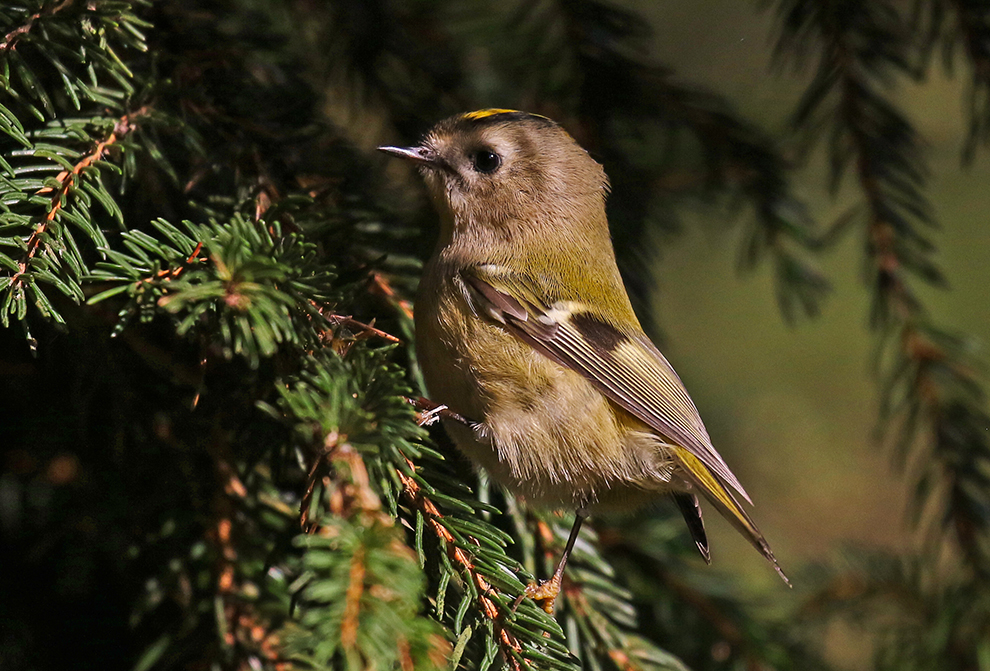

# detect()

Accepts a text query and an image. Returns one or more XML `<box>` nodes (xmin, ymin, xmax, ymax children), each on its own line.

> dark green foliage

<box><xmin>90</xmin><ymin>214</ymin><xmax>344</xmax><ymax>366</ymax></box>
<box><xmin>913</xmin><ymin>0</ymin><xmax>990</xmax><ymax>161</ymax></box>
<box><xmin>286</xmin><ymin>517</ymin><xmax>442</xmax><ymax>671</ymax></box>
<box><xmin>0</xmin><ymin>0</ymin><xmax>149</xmax><ymax>339</ymax></box>
<box><xmin>2</xmin><ymin>1</ymin><xmax>990</xmax><ymax>670</ymax></box>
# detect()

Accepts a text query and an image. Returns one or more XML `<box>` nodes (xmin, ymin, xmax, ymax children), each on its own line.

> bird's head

<box><xmin>379</xmin><ymin>109</ymin><xmax>610</xmax><ymax>251</ymax></box>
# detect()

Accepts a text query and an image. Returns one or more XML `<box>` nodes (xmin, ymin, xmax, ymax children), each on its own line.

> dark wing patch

<box><xmin>569</xmin><ymin>311</ymin><xmax>629</xmax><ymax>353</ymax></box>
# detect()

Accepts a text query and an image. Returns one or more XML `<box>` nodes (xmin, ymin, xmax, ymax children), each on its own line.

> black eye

<box><xmin>471</xmin><ymin>149</ymin><xmax>501</xmax><ymax>174</ymax></box>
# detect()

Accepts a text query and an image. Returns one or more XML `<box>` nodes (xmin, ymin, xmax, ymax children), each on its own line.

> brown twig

<box><xmin>397</xmin><ymin>458</ymin><xmax>526</xmax><ymax>670</ymax></box>
<box><xmin>326</xmin><ymin>314</ymin><xmax>401</xmax><ymax>343</ymax></box>
<box><xmin>147</xmin><ymin>241</ymin><xmax>205</xmax><ymax>285</ymax></box>
<box><xmin>370</xmin><ymin>271</ymin><xmax>414</xmax><ymax>320</ymax></box>
<box><xmin>402</xmin><ymin>403</ymin><xmax>527</xmax><ymax>661</ymax></box>
<box><xmin>212</xmin><ymin>459</ymin><xmax>289</xmax><ymax>671</ymax></box>
<box><xmin>10</xmin><ymin>109</ymin><xmax>146</xmax><ymax>291</ymax></box>
<box><xmin>0</xmin><ymin>0</ymin><xmax>74</xmax><ymax>52</ymax></box>
<box><xmin>340</xmin><ymin>544</ymin><xmax>367</xmax><ymax>650</ymax></box>
<box><xmin>299</xmin><ymin>442</ymin><xmax>330</xmax><ymax>533</ymax></box>
<box><xmin>299</xmin><ymin>430</ymin><xmax>385</xmax><ymax>533</ymax></box>
<box><xmin>304</xmin><ymin>300</ymin><xmax>401</xmax><ymax>355</ymax></box>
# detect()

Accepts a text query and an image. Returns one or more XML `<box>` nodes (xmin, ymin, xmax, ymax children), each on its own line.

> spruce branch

<box><xmin>121</xmin><ymin>369</ymin><xmax>305</xmax><ymax>671</ymax></box>
<box><xmin>0</xmin><ymin>0</ymin><xmax>74</xmax><ymax>52</ymax></box>
<box><xmin>524</xmin><ymin>513</ymin><xmax>692</xmax><ymax>671</ymax></box>
<box><xmin>208</xmin><ymin>459</ymin><xmax>288</xmax><ymax>671</ymax></box>
<box><xmin>10</xmin><ymin>2</ymin><xmax>988</xmax><ymax>670</ymax></box>
<box><xmin>773</xmin><ymin>0</ymin><xmax>990</xmax><ymax>664</ymax></box>
<box><xmin>794</xmin><ymin>550</ymin><xmax>990</xmax><ymax>671</ymax></box>
<box><xmin>774</xmin><ymin>0</ymin><xmax>990</xmax><ymax>573</ymax></box>
<box><xmin>288</xmin><ymin>427</ymin><xmax>449</xmax><ymax>671</ymax></box>
<box><xmin>0</xmin><ymin>108</ymin><xmax>146</xmax><ymax>333</ymax></box>
<box><xmin>1</xmin><ymin>0</ymin><xmax>150</xmax><ymax>337</ymax></box>
<box><xmin>89</xmin><ymin>214</ymin><xmax>345</xmax><ymax>366</ymax></box>
<box><xmin>9</xmin><ymin>109</ymin><xmax>142</xmax><ymax>292</ymax></box>
<box><xmin>0</xmin><ymin>0</ymin><xmax>148</xmax><ymax>117</ymax></box>
<box><xmin>266</xmin><ymin>348</ymin><xmax>580</xmax><ymax>671</ymax></box>
<box><xmin>913</xmin><ymin>0</ymin><xmax>990</xmax><ymax>161</ymax></box>
<box><xmin>598</xmin><ymin>523</ymin><xmax>832</xmax><ymax>671</ymax></box>
<box><xmin>397</xmin><ymin>460</ymin><xmax>529</xmax><ymax>671</ymax></box>
<box><xmin>393</xmin><ymin>432</ymin><xmax>579</xmax><ymax>670</ymax></box>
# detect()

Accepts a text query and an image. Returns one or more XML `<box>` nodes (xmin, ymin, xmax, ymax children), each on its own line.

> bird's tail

<box><xmin>673</xmin><ymin>447</ymin><xmax>791</xmax><ymax>586</ymax></box>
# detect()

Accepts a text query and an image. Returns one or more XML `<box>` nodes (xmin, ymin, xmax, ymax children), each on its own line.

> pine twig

<box><xmin>830</xmin><ymin>7</ymin><xmax>990</xmax><ymax>572</ymax></box>
<box><xmin>946</xmin><ymin>0</ymin><xmax>990</xmax><ymax>160</ymax></box>
<box><xmin>209</xmin><ymin>458</ymin><xmax>287</xmax><ymax>671</ymax></box>
<box><xmin>396</xmin><ymin>459</ymin><xmax>526</xmax><ymax>670</ymax></box>
<box><xmin>0</xmin><ymin>0</ymin><xmax>74</xmax><ymax>52</ymax></box>
<box><xmin>773</xmin><ymin>0</ymin><xmax>990</xmax><ymax>601</ymax></box>
<box><xmin>370</xmin><ymin>271</ymin><xmax>414</xmax><ymax>320</ymax></box>
<box><xmin>11</xmin><ymin>109</ymin><xmax>146</xmax><ymax>291</ymax></box>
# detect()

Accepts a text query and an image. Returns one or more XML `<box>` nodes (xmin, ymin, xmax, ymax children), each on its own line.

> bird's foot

<box><xmin>408</xmin><ymin>397</ymin><xmax>474</xmax><ymax>428</ymax></box>
<box><xmin>514</xmin><ymin>574</ymin><xmax>563</xmax><ymax>614</ymax></box>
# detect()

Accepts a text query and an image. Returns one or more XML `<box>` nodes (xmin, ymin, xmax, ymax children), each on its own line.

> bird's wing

<box><xmin>461</xmin><ymin>265</ymin><xmax>789</xmax><ymax>582</ymax></box>
<box><xmin>460</xmin><ymin>264</ymin><xmax>752</xmax><ymax>504</ymax></box>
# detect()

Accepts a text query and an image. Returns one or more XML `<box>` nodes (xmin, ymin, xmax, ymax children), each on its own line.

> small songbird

<box><xmin>379</xmin><ymin>109</ymin><xmax>787</xmax><ymax>612</ymax></box>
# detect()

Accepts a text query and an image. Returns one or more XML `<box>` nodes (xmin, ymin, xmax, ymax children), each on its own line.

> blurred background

<box><xmin>630</xmin><ymin>4</ymin><xmax>990</xmax><ymax>664</ymax></box>
<box><xmin>641</xmin><ymin>0</ymin><xmax>989</xmax><ymax>570</ymax></box>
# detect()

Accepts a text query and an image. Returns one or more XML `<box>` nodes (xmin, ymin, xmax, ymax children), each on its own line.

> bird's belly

<box><xmin>416</xmin><ymin>298</ymin><xmax>677</xmax><ymax>510</ymax></box>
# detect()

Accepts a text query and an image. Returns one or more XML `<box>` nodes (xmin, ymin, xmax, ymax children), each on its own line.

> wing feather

<box><xmin>463</xmin><ymin>265</ymin><xmax>752</xmax><ymax>504</ymax></box>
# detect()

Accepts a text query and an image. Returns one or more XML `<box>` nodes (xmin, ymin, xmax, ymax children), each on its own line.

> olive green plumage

<box><xmin>379</xmin><ymin>109</ymin><xmax>788</xmax><ymax>592</ymax></box>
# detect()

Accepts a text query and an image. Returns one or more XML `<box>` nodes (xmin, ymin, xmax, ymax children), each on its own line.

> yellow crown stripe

<box><xmin>461</xmin><ymin>108</ymin><xmax>553</xmax><ymax>123</ymax></box>
<box><xmin>462</xmin><ymin>108</ymin><xmax>522</xmax><ymax>120</ymax></box>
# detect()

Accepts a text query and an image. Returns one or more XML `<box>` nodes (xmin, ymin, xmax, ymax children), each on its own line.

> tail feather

<box><xmin>673</xmin><ymin>447</ymin><xmax>791</xmax><ymax>586</ymax></box>
<box><xmin>674</xmin><ymin>493</ymin><xmax>710</xmax><ymax>563</ymax></box>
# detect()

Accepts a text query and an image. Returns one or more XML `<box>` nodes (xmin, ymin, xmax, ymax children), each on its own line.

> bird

<box><xmin>379</xmin><ymin>109</ymin><xmax>788</xmax><ymax>613</ymax></box>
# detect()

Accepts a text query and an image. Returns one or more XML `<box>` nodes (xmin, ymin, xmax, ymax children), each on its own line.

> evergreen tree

<box><xmin>1</xmin><ymin>1</ymin><xmax>987</xmax><ymax>670</ymax></box>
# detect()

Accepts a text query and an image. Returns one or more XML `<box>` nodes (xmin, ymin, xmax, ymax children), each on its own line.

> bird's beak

<box><xmin>377</xmin><ymin>145</ymin><xmax>438</xmax><ymax>167</ymax></box>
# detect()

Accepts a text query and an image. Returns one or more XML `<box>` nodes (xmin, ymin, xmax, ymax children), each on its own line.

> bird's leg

<box><xmin>408</xmin><ymin>396</ymin><xmax>474</xmax><ymax>428</ymax></box>
<box><xmin>518</xmin><ymin>507</ymin><xmax>588</xmax><ymax>614</ymax></box>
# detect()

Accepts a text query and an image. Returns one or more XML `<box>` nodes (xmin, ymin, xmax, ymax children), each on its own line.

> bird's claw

<box><xmin>416</xmin><ymin>403</ymin><xmax>448</xmax><ymax>426</ymax></box>
<box><xmin>514</xmin><ymin>574</ymin><xmax>562</xmax><ymax>614</ymax></box>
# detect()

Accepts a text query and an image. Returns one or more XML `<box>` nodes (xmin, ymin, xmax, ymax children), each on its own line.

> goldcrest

<box><xmin>380</xmin><ymin>109</ymin><xmax>787</xmax><ymax>610</ymax></box>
